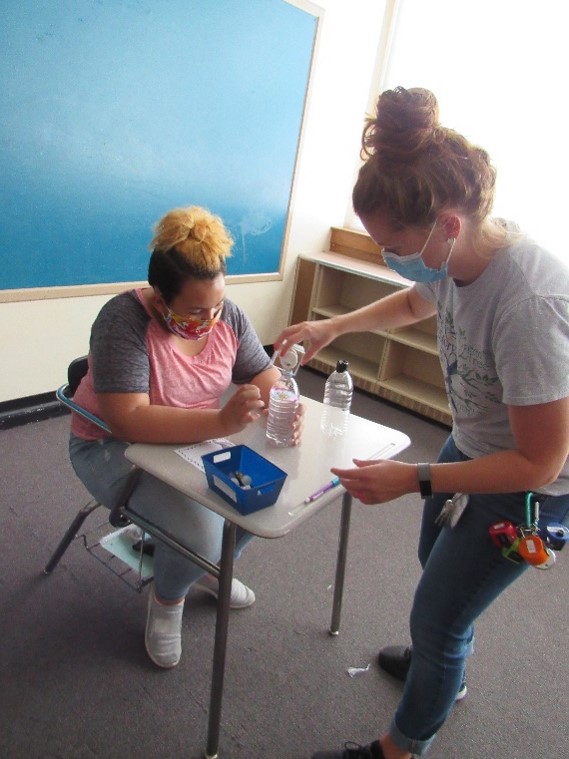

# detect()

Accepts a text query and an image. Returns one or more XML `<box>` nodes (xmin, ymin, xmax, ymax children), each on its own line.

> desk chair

<box><xmin>44</xmin><ymin>356</ymin><xmax>148</xmax><ymax>589</ymax></box>
<box><xmin>44</xmin><ymin>356</ymin><xmax>223</xmax><ymax>591</ymax></box>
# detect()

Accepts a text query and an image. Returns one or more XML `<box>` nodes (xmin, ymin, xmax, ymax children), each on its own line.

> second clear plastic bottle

<box><xmin>320</xmin><ymin>359</ymin><xmax>353</xmax><ymax>437</ymax></box>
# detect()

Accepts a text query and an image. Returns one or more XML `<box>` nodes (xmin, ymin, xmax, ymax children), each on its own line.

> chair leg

<box><xmin>43</xmin><ymin>500</ymin><xmax>101</xmax><ymax>574</ymax></box>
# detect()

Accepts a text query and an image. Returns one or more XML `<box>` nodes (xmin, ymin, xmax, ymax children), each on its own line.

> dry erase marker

<box><xmin>304</xmin><ymin>476</ymin><xmax>341</xmax><ymax>504</ymax></box>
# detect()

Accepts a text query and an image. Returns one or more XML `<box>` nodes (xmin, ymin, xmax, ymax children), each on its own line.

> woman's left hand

<box><xmin>331</xmin><ymin>458</ymin><xmax>417</xmax><ymax>504</ymax></box>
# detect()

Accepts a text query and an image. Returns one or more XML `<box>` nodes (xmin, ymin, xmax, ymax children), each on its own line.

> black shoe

<box><xmin>377</xmin><ymin>644</ymin><xmax>467</xmax><ymax>701</ymax></box>
<box><xmin>377</xmin><ymin>644</ymin><xmax>412</xmax><ymax>681</ymax></box>
<box><xmin>312</xmin><ymin>740</ymin><xmax>384</xmax><ymax>759</ymax></box>
<box><xmin>132</xmin><ymin>539</ymin><xmax>155</xmax><ymax>557</ymax></box>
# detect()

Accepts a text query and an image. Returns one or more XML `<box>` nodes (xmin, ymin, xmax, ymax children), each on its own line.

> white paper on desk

<box><xmin>175</xmin><ymin>439</ymin><xmax>234</xmax><ymax>471</ymax></box>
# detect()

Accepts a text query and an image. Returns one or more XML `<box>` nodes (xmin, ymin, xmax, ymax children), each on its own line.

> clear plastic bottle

<box><xmin>320</xmin><ymin>359</ymin><xmax>353</xmax><ymax>437</ymax></box>
<box><xmin>265</xmin><ymin>368</ymin><xmax>299</xmax><ymax>447</ymax></box>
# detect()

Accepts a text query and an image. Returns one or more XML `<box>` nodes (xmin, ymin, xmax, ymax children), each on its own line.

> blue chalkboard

<box><xmin>0</xmin><ymin>0</ymin><xmax>317</xmax><ymax>289</ymax></box>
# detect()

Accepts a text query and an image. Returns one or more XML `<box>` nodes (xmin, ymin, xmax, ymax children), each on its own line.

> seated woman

<box><xmin>69</xmin><ymin>205</ymin><xmax>298</xmax><ymax>668</ymax></box>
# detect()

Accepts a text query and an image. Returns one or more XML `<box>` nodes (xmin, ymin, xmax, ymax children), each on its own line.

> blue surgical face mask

<box><xmin>382</xmin><ymin>223</ymin><xmax>455</xmax><ymax>283</ymax></box>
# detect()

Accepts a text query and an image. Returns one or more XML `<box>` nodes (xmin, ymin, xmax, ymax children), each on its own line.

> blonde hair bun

<box><xmin>151</xmin><ymin>206</ymin><xmax>233</xmax><ymax>276</ymax></box>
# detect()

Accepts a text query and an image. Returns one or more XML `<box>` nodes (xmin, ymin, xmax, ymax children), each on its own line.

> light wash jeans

<box><xmin>389</xmin><ymin>435</ymin><xmax>569</xmax><ymax>756</ymax></box>
<box><xmin>69</xmin><ymin>435</ymin><xmax>253</xmax><ymax>601</ymax></box>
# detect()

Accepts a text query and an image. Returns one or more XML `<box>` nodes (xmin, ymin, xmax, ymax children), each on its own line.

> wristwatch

<box><xmin>417</xmin><ymin>463</ymin><xmax>432</xmax><ymax>498</ymax></box>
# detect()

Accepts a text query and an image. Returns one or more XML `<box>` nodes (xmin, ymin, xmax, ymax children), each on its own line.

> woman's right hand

<box><xmin>219</xmin><ymin>384</ymin><xmax>266</xmax><ymax>435</ymax></box>
<box><xmin>273</xmin><ymin>319</ymin><xmax>337</xmax><ymax>364</ymax></box>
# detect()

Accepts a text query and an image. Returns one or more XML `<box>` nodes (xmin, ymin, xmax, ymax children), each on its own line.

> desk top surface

<box><xmin>125</xmin><ymin>396</ymin><xmax>410</xmax><ymax>539</ymax></box>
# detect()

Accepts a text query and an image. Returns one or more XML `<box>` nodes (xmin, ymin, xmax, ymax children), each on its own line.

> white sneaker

<box><xmin>145</xmin><ymin>589</ymin><xmax>184</xmax><ymax>668</ymax></box>
<box><xmin>194</xmin><ymin>575</ymin><xmax>256</xmax><ymax>609</ymax></box>
<box><xmin>455</xmin><ymin>682</ymin><xmax>468</xmax><ymax>701</ymax></box>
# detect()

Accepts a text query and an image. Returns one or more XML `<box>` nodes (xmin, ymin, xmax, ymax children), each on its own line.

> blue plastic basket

<box><xmin>202</xmin><ymin>445</ymin><xmax>287</xmax><ymax>514</ymax></box>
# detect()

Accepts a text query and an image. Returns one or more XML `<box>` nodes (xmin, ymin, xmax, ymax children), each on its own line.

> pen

<box><xmin>304</xmin><ymin>476</ymin><xmax>341</xmax><ymax>504</ymax></box>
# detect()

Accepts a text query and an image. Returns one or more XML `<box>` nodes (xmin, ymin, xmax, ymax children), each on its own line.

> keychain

<box><xmin>515</xmin><ymin>494</ymin><xmax>556</xmax><ymax>569</ymax></box>
<box><xmin>517</xmin><ymin>495</ymin><xmax>556</xmax><ymax>569</ymax></box>
<box><xmin>435</xmin><ymin>492</ymin><xmax>469</xmax><ymax>528</ymax></box>
<box><xmin>488</xmin><ymin>494</ymin><xmax>558</xmax><ymax>569</ymax></box>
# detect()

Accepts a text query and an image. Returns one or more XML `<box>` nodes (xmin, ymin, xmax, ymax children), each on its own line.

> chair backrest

<box><xmin>67</xmin><ymin>356</ymin><xmax>89</xmax><ymax>396</ymax></box>
<box><xmin>56</xmin><ymin>356</ymin><xmax>111</xmax><ymax>433</ymax></box>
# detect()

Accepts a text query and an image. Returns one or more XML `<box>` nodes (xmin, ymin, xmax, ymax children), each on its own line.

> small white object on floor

<box><xmin>347</xmin><ymin>663</ymin><xmax>371</xmax><ymax>677</ymax></box>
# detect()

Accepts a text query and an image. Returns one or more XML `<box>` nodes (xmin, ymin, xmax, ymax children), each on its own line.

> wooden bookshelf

<box><xmin>290</xmin><ymin>228</ymin><xmax>451</xmax><ymax>426</ymax></box>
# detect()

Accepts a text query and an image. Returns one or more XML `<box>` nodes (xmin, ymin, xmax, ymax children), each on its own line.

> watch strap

<box><xmin>417</xmin><ymin>463</ymin><xmax>433</xmax><ymax>498</ymax></box>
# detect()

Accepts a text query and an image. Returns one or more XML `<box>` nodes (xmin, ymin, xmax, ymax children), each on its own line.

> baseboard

<box><xmin>0</xmin><ymin>392</ymin><xmax>68</xmax><ymax>430</ymax></box>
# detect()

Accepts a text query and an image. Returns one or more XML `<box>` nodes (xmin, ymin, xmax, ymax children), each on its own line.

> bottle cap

<box><xmin>276</xmin><ymin>343</ymin><xmax>305</xmax><ymax>375</ymax></box>
<box><xmin>336</xmin><ymin>359</ymin><xmax>349</xmax><ymax>372</ymax></box>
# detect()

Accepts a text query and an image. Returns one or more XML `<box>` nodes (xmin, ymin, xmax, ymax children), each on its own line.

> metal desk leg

<box><xmin>329</xmin><ymin>492</ymin><xmax>352</xmax><ymax>636</ymax></box>
<box><xmin>205</xmin><ymin>519</ymin><xmax>236</xmax><ymax>759</ymax></box>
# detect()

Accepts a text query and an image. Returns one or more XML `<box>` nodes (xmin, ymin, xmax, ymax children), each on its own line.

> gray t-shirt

<box><xmin>72</xmin><ymin>290</ymin><xmax>272</xmax><ymax>440</ymax></box>
<box><xmin>86</xmin><ymin>290</ymin><xmax>271</xmax><ymax>394</ymax></box>
<box><xmin>415</xmin><ymin>228</ymin><xmax>569</xmax><ymax>495</ymax></box>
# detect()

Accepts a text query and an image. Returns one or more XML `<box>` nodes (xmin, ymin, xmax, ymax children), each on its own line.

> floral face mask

<box><xmin>162</xmin><ymin>304</ymin><xmax>222</xmax><ymax>340</ymax></box>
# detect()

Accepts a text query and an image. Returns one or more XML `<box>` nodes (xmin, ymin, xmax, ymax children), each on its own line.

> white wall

<box><xmin>1</xmin><ymin>0</ymin><xmax>385</xmax><ymax>403</ymax></box>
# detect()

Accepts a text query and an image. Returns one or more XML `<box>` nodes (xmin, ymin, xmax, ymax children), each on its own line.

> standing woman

<box><xmin>69</xmin><ymin>206</ymin><xmax>291</xmax><ymax>669</ymax></box>
<box><xmin>275</xmin><ymin>87</ymin><xmax>569</xmax><ymax>759</ymax></box>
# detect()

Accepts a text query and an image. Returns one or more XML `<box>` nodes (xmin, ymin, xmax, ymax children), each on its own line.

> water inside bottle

<box><xmin>266</xmin><ymin>387</ymin><xmax>298</xmax><ymax>447</ymax></box>
<box><xmin>320</xmin><ymin>404</ymin><xmax>350</xmax><ymax>437</ymax></box>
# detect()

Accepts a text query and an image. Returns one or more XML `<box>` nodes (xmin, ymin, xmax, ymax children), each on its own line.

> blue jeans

<box><xmin>389</xmin><ymin>435</ymin><xmax>569</xmax><ymax>756</ymax></box>
<box><xmin>69</xmin><ymin>435</ymin><xmax>253</xmax><ymax>601</ymax></box>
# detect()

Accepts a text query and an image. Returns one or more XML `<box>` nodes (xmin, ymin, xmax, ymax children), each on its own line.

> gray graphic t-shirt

<box><xmin>416</xmin><ymin>227</ymin><xmax>569</xmax><ymax>495</ymax></box>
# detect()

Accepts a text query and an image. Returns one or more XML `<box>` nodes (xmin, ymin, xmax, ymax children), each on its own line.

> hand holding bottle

<box><xmin>273</xmin><ymin>319</ymin><xmax>338</xmax><ymax>364</ymax></box>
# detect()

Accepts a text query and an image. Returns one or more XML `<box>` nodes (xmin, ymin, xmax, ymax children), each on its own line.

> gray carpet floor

<box><xmin>1</xmin><ymin>367</ymin><xmax>568</xmax><ymax>759</ymax></box>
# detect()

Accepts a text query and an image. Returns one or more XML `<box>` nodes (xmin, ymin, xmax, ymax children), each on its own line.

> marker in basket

<box><xmin>304</xmin><ymin>476</ymin><xmax>341</xmax><ymax>504</ymax></box>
